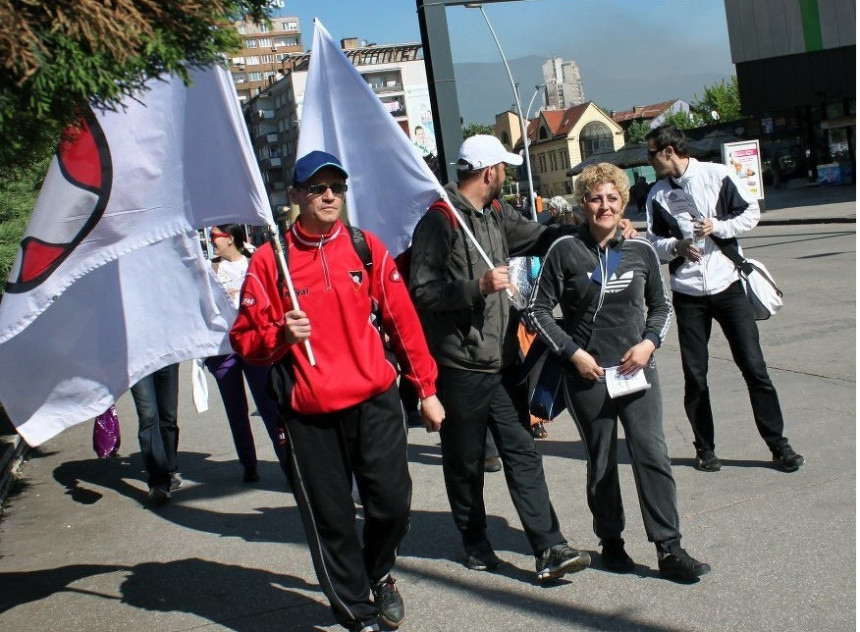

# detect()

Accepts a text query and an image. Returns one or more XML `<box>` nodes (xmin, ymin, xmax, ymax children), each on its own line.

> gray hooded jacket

<box><xmin>409</xmin><ymin>182</ymin><xmax>568</xmax><ymax>373</ymax></box>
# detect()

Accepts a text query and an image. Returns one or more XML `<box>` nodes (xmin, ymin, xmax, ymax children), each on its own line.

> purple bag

<box><xmin>93</xmin><ymin>405</ymin><xmax>121</xmax><ymax>458</ymax></box>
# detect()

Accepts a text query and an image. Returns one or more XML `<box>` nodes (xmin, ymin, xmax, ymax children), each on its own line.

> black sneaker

<box><xmin>694</xmin><ymin>449</ymin><xmax>722</xmax><ymax>472</ymax></box>
<box><xmin>658</xmin><ymin>547</ymin><xmax>711</xmax><ymax>582</ymax></box>
<box><xmin>147</xmin><ymin>485</ymin><xmax>171</xmax><ymax>506</ymax></box>
<box><xmin>772</xmin><ymin>445</ymin><xmax>804</xmax><ymax>472</ymax></box>
<box><xmin>169</xmin><ymin>472</ymin><xmax>184</xmax><ymax>491</ymax></box>
<box><xmin>483</xmin><ymin>456</ymin><xmax>502</xmax><ymax>473</ymax></box>
<box><xmin>372</xmin><ymin>576</ymin><xmax>404</xmax><ymax>629</ymax></box>
<box><xmin>601</xmin><ymin>538</ymin><xmax>635</xmax><ymax>573</ymax></box>
<box><xmin>464</xmin><ymin>541</ymin><xmax>501</xmax><ymax>571</ymax></box>
<box><xmin>535</xmin><ymin>543</ymin><xmax>590</xmax><ymax>582</ymax></box>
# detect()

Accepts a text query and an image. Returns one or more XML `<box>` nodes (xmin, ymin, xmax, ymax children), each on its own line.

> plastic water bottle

<box><xmin>693</xmin><ymin>222</ymin><xmax>706</xmax><ymax>252</ymax></box>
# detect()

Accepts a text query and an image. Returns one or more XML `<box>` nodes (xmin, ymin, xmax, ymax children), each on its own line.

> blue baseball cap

<box><xmin>292</xmin><ymin>150</ymin><xmax>348</xmax><ymax>184</ymax></box>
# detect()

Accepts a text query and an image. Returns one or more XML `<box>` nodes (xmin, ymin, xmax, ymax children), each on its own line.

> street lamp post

<box><xmin>465</xmin><ymin>3</ymin><xmax>537</xmax><ymax>220</ymax></box>
<box><xmin>526</xmin><ymin>84</ymin><xmax>544</xmax><ymax>120</ymax></box>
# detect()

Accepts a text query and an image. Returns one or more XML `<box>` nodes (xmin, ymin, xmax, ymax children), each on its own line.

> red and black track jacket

<box><xmin>230</xmin><ymin>219</ymin><xmax>438</xmax><ymax>415</ymax></box>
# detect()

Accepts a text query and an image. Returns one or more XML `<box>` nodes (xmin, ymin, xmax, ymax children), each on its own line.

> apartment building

<box><xmin>229</xmin><ymin>14</ymin><xmax>304</xmax><ymax>103</ymax></box>
<box><xmin>242</xmin><ymin>40</ymin><xmax>432</xmax><ymax>209</ymax></box>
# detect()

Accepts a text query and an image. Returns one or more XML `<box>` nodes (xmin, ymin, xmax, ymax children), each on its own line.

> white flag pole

<box><xmin>268</xmin><ymin>223</ymin><xmax>316</xmax><ymax>366</ymax></box>
<box><xmin>440</xmin><ymin>192</ymin><xmax>522</xmax><ymax>307</ymax></box>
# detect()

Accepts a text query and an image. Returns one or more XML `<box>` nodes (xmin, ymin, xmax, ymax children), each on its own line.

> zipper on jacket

<box><xmin>317</xmin><ymin>236</ymin><xmax>332</xmax><ymax>291</ymax></box>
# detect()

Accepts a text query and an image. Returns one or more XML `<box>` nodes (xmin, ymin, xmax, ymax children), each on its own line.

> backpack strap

<box><xmin>428</xmin><ymin>199</ymin><xmax>458</xmax><ymax>227</ymax></box>
<box><xmin>348</xmin><ymin>225</ymin><xmax>373</xmax><ymax>273</ymax></box>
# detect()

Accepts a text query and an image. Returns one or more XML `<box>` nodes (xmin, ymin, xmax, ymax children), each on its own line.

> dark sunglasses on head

<box><xmin>304</xmin><ymin>182</ymin><xmax>348</xmax><ymax>196</ymax></box>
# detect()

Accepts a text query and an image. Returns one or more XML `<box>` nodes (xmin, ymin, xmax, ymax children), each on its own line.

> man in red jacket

<box><xmin>230</xmin><ymin>150</ymin><xmax>445</xmax><ymax>632</ymax></box>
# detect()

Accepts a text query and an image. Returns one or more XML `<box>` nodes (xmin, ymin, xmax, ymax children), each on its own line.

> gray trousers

<box><xmin>564</xmin><ymin>363</ymin><xmax>681</xmax><ymax>548</ymax></box>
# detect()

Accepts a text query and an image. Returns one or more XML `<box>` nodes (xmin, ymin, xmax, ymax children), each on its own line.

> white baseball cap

<box><xmin>456</xmin><ymin>135</ymin><xmax>523</xmax><ymax>170</ymax></box>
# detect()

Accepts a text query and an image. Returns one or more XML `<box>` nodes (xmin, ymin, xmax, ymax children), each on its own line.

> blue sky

<box><xmin>273</xmin><ymin>0</ymin><xmax>736</xmax><ymax>120</ymax></box>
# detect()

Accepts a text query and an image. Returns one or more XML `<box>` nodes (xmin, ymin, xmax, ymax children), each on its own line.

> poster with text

<box><xmin>722</xmin><ymin>140</ymin><xmax>763</xmax><ymax>200</ymax></box>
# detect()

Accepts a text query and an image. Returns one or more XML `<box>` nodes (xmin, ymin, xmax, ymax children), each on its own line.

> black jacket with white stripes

<box><xmin>525</xmin><ymin>223</ymin><xmax>672</xmax><ymax>368</ymax></box>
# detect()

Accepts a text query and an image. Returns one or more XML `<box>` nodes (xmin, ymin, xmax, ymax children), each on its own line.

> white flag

<box><xmin>0</xmin><ymin>65</ymin><xmax>272</xmax><ymax>446</ymax></box>
<box><xmin>297</xmin><ymin>19</ymin><xmax>444</xmax><ymax>257</ymax></box>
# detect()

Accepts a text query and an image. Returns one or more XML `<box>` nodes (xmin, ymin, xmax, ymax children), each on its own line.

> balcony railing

<box><xmin>368</xmin><ymin>81</ymin><xmax>403</xmax><ymax>94</ymax></box>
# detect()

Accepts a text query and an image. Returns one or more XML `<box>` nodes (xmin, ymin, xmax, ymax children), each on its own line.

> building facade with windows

<box><xmin>542</xmin><ymin>58</ymin><xmax>586</xmax><ymax>110</ymax></box>
<box><xmin>230</xmin><ymin>15</ymin><xmax>304</xmax><ymax>103</ymax></box>
<box><xmin>242</xmin><ymin>40</ymin><xmax>432</xmax><ymax>209</ymax></box>
<box><xmin>723</xmin><ymin>0</ymin><xmax>855</xmax><ymax>180</ymax></box>
<box><xmin>496</xmin><ymin>102</ymin><xmax>624</xmax><ymax>197</ymax></box>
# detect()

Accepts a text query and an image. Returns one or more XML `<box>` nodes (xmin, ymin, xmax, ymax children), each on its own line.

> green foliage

<box><xmin>463</xmin><ymin>123</ymin><xmax>495</xmax><ymax>139</ymax></box>
<box><xmin>0</xmin><ymin>156</ymin><xmax>51</xmax><ymax>295</ymax></box>
<box><xmin>0</xmin><ymin>1</ymin><xmax>273</xmax><ymax>177</ymax></box>
<box><xmin>661</xmin><ymin>110</ymin><xmax>697</xmax><ymax>130</ymax></box>
<box><xmin>691</xmin><ymin>76</ymin><xmax>741</xmax><ymax>123</ymax></box>
<box><xmin>625</xmin><ymin>120</ymin><xmax>651</xmax><ymax>143</ymax></box>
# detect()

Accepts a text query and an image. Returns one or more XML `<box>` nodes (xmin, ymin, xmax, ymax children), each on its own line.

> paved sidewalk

<box><xmin>0</xmin><ymin>185</ymin><xmax>855</xmax><ymax>631</ymax></box>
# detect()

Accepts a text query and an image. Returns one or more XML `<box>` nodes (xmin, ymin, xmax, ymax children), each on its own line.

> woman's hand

<box><xmin>284</xmin><ymin>309</ymin><xmax>310</xmax><ymax>343</ymax></box>
<box><xmin>420</xmin><ymin>395</ymin><xmax>445</xmax><ymax>433</ymax></box>
<box><xmin>571</xmin><ymin>349</ymin><xmax>603</xmax><ymax>380</ymax></box>
<box><xmin>618</xmin><ymin>340</ymin><xmax>656</xmax><ymax>376</ymax></box>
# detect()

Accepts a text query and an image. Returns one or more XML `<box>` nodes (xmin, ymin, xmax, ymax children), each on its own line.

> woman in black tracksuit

<box><xmin>525</xmin><ymin>163</ymin><xmax>710</xmax><ymax>582</ymax></box>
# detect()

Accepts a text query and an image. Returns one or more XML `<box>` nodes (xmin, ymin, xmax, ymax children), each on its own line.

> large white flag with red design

<box><xmin>0</xmin><ymin>65</ymin><xmax>271</xmax><ymax>446</ymax></box>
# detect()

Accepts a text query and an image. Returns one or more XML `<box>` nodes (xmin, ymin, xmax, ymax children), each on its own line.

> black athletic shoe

<box><xmin>658</xmin><ymin>547</ymin><xmax>711</xmax><ymax>582</ymax></box>
<box><xmin>483</xmin><ymin>456</ymin><xmax>502</xmax><ymax>473</ymax></box>
<box><xmin>464</xmin><ymin>541</ymin><xmax>501</xmax><ymax>571</ymax></box>
<box><xmin>601</xmin><ymin>538</ymin><xmax>636</xmax><ymax>573</ymax></box>
<box><xmin>372</xmin><ymin>576</ymin><xmax>404</xmax><ymax>629</ymax></box>
<box><xmin>243</xmin><ymin>466</ymin><xmax>260</xmax><ymax>483</ymax></box>
<box><xmin>535</xmin><ymin>543</ymin><xmax>590</xmax><ymax>582</ymax></box>
<box><xmin>772</xmin><ymin>445</ymin><xmax>805</xmax><ymax>472</ymax></box>
<box><xmin>694</xmin><ymin>449</ymin><xmax>722</xmax><ymax>472</ymax></box>
<box><xmin>147</xmin><ymin>485</ymin><xmax>171</xmax><ymax>506</ymax></box>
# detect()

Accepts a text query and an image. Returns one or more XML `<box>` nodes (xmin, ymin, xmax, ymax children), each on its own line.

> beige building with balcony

<box><xmin>496</xmin><ymin>102</ymin><xmax>624</xmax><ymax>197</ymax></box>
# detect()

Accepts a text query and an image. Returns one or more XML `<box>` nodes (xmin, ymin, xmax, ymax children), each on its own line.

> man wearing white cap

<box><xmin>409</xmin><ymin>135</ymin><xmax>592</xmax><ymax>582</ymax></box>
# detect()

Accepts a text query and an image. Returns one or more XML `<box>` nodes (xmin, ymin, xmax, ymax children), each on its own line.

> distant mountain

<box><xmin>454</xmin><ymin>55</ymin><xmax>733</xmax><ymax>125</ymax></box>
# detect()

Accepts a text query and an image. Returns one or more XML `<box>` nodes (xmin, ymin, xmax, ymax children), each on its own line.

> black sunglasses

<box><xmin>303</xmin><ymin>183</ymin><xmax>348</xmax><ymax>196</ymax></box>
<box><xmin>647</xmin><ymin>147</ymin><xmax>664</xmax><ymax>159</ymax></box>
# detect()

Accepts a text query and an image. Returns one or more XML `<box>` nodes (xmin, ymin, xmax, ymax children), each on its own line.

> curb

<box><xmin>757</xmin><ymin>216</ymin><xmax>855</xmax><ymax>225</ymax></box>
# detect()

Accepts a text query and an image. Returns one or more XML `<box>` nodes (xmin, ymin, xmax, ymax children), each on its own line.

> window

<box><xmin>549</xmin><ymin>152</ymin><xmax>557</xmax><ymax>171</ymax></box>
<box><xmin>578</xmin><ymin>121</ymin><xmax>613</xmax><ymax>160</ymax></box>
<box><xmin>248</xmin><ymin>72</ymin><xmax>262</xmax><ymax>81</ymax></box>
<box><xmin>258</xmin><ymin>37</ymin><xmax>272</xmax><ymax>48</ymax></box>
<box><xmin>246</xmin><ymin>56</ymin><xmax>260</xmax><ymax>66</ymax></box>
<box><xmin>245</xmin><ymin>39</ymin><xmax>258</xmax><ymax>48</ymax></box>
<box><xmin>560</xmin><ymin>150</ymin><xmax>569</xmax><ymax>169</ymax></box>
<box><xmin>282</xmin><ymin>21</ymin><xmax>298</xmax><ymax>31</ymax></box>
<box><xmin>237</xmin><ymin>24</ymin><xmax>247</xmax><ymax>35</ymax></box>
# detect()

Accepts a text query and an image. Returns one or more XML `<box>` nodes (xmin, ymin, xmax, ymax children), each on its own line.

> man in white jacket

<box><xmin>644</xmin><ymin>125</ymin><xmax>804</xmax><ymax>474</ymax></box>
